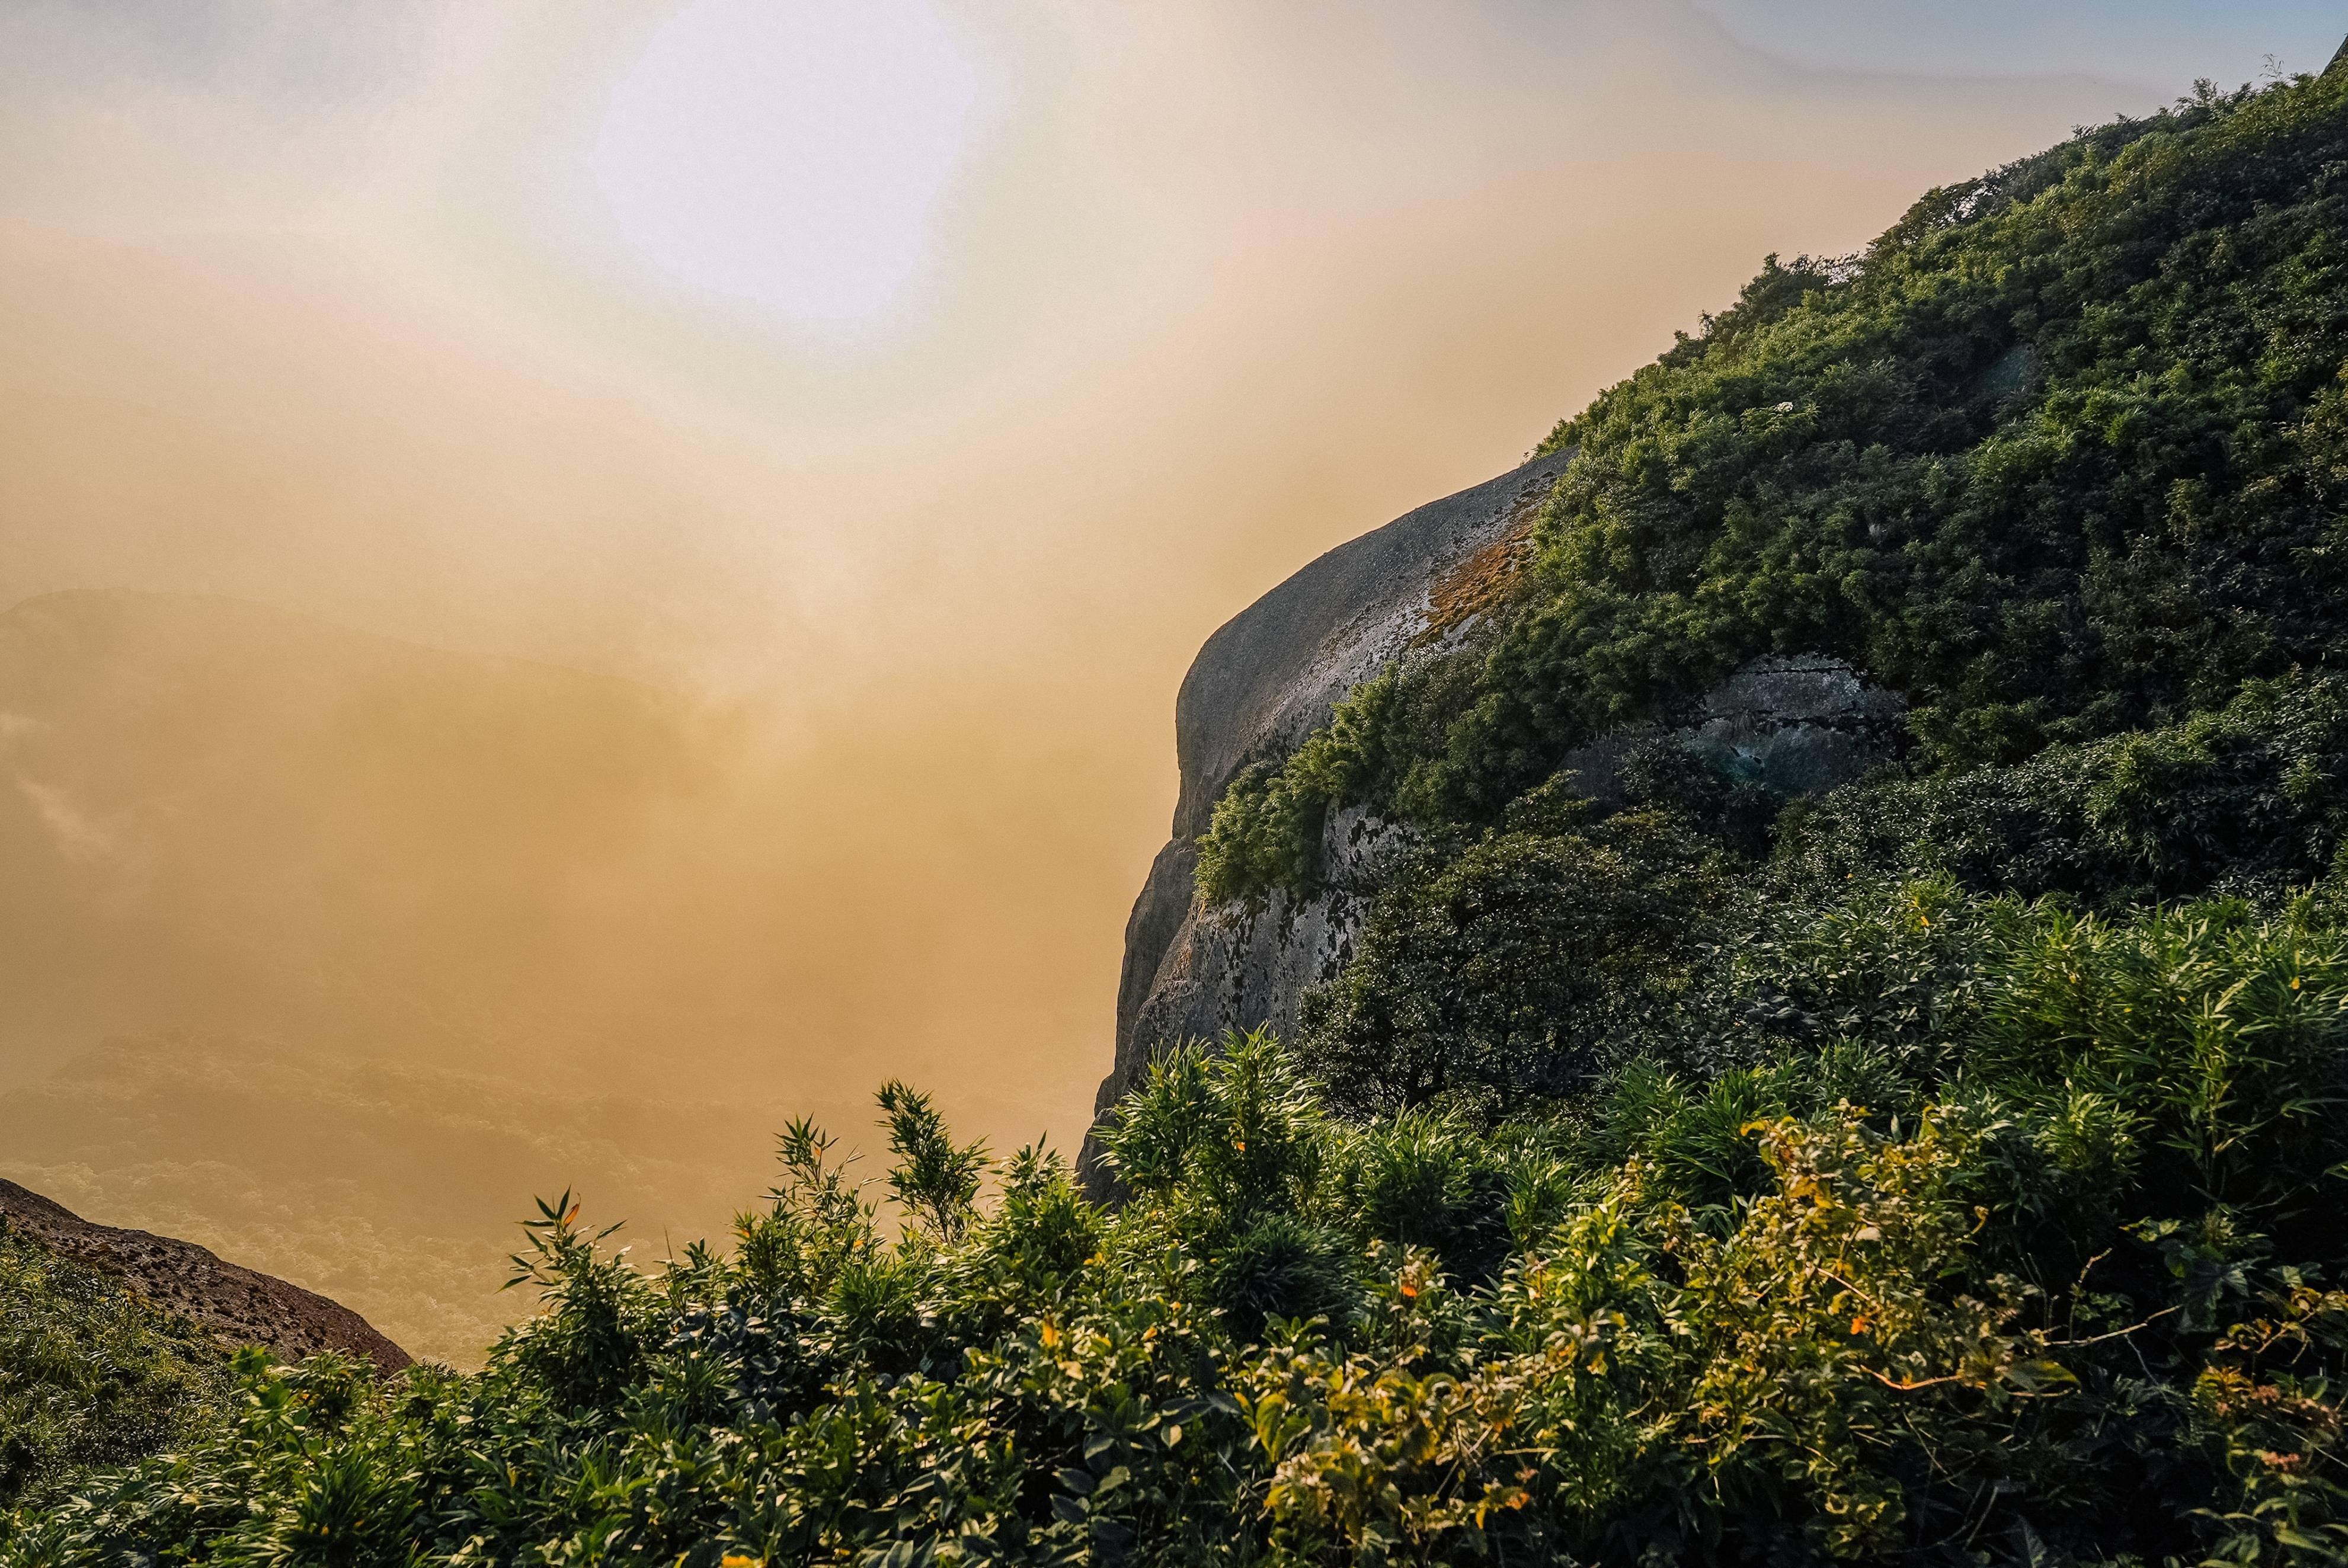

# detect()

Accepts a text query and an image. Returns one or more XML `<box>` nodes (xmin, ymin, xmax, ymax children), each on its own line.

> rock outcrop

<box><xmin>1538</xmin><ymin>655</ymin><xmax>1904</xmax><ymax>805</ymax></box>
<box><xmin>0</xmin><ymin>1178</ymin><xmax>412</xmax><ymax>1371</ymax></box>
<box><xmin>1082</xmin><ymin>449</ymin><xmax>1575</xmax><ymax>1184</ymax></box>
<box><xmin>1083</xmin><ymin>451</ymin><xmax>1906</xmax><ymax>1193</ymax></box>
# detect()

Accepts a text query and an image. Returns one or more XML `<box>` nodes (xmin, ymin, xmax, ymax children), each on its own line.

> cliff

<box><xmin>1080</xmin><ymin>451</ymin><xmax>1567</xmax><ymax>1166</ymax></box>
<box><xmin>1085</xmin><ymin>455</ymin><xmax>1903</xmax><ymax>1187</ymax></box>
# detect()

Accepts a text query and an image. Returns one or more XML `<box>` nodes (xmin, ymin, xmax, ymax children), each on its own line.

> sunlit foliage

<box><xmin>17</xmin><ymin>895</ymin><xmax>2348</xmax><ymax>1563</ymax></box>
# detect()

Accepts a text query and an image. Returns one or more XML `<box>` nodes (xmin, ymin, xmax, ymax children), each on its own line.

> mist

<box><xmin>1</xmin><ymin>0</ymin><xmax>2332</xmax><ymax>1361</ymax></box>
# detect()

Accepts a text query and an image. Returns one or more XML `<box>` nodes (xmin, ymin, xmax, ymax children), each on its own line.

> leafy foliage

<box><xmin>878</xmin><ymin>1081</ymin><xmax>993</xmax><ymax>1244</ymax></box>
<box><xmin>19</xmin><ymin>912</ymin><xmax>2348</xmax><ymax>1564</ymax></box>
<box><xmin>1300</xmin><ymin>807</ymin><xmax>1732</xmax><ymax>1115</ymax></box>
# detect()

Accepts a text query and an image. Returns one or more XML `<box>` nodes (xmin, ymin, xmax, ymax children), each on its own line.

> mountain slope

<box><xmin>0</xmin><ymin>1179</ymin><xmax>406</xmax><ymax>1371</ymax></box>
<box><xmin>1155</xmin><ymin>62</ymin><xmax>2348</xmax><ymax>1120</ymax></box>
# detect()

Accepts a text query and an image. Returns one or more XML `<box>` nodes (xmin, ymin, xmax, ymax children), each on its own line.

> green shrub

<box><xmin>1298</xmin><ymin>809</ymin><xmax>1734</xmax><ymax>1114</ymax></box>
<box><xmin>1332</xmin><ymin>1109</ymin><xmax>1514</xmax><ymax>1284</ymax></box>
<box><xmin>1201</xmin><ymin>1214</ymin><xmax>1359</xmax><ymax>1345</ymax></box>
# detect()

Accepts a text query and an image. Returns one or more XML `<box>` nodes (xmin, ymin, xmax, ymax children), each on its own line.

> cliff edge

<box><xmin>1081</xmin><ymin>449</ymin><xmax>1575</xmax><ymax>1184</ymax></box>
<box><xmin>1084</xmin><ymin>452</ymin><xmax>1904</xmax><ymax>1191</ymax></box>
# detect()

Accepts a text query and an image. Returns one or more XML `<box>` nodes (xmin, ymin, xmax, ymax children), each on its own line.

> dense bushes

<box><xmin>1293</xmin><ymin>671</ymin><xmax>2348</xmax><ymax>1116</ymax></box>
<box><xmin>1299</xmin><ymin>807</ymin><xmax>1732</xmax><ymax>1115</ymax></box>
<box><xmin>20</xmin><ymin>887</ymin><xmax>2348</xmax><ymax>1564</ymax></box>
<box><xmin>1774</xmin><ymin>670</ymin><xmax>2348</xmax><ymax>906</ymax></box>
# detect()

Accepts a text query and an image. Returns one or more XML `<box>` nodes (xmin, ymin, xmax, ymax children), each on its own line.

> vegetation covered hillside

<box><xmin>24</xmin><ymin>62</ymin><xmax>2348</xmax><ymax>1568</ymax></box>
<box><xmin>1205</xmin><ymin>66</ymin><xmax>2348</xmax><ymax>882</ymax></box>
<box><xmin>0</xmin><ymin>1221</ymin><xmax>226</xmax><ymax>1518</ymax></box>
<box><xmin>1195</xmin><ymin>63</ymin><xmax>2348</xmax><ymax>1122</ymax></box>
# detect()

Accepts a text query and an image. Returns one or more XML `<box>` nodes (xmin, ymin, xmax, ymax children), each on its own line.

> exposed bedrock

<box><xmin>1082</xmin><ymin>449</ymin><xmax>1571</xmax><ymax>1176</ymax></box>
<box><xmin>1079</xmin><ymin>450</ymin><xmax>1900</xmax><ymax>1192</ymax></box>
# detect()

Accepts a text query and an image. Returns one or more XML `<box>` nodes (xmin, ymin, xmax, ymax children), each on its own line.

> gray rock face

<box><xmin>1546</xmin><ymin>655</ymin><xmax>1904</xmax><ymax>804</ymax></box>
<box><xmin>1165</xmin><ymin>449</ymin><xmax>1578</xmax><ymax>841</ymax></box>
<box><xmin>1080</xmin><ymin>452</ymin><xmax>1902</xmax><ymax>1193</ymax></box>
<box><xmin>1691</xmin><ymin>655</ymin><xmax>1905</xmax><ymax>792</ymax></box>
<box><xmin>1117</xmin><ymin>804</ymin><xmax>1413</xmax><ymax>1100</ymax></box>
<box><xmin>1081</xmin><ymin>450</ymin><xmax>1573</xmax><ymax>1186</ymax></box>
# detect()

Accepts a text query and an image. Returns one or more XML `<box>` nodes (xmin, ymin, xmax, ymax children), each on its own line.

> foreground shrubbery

<box><xmin>16</xmin><ymin>882</ymin><xmax>2348</xmax><ymax>1564</ymax></box>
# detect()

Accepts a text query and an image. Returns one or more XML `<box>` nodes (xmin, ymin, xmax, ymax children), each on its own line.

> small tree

<box><xmin>875</xmin><ymin>1081</ymin><xmax>990</xmax><ymax>1243</ymax></box>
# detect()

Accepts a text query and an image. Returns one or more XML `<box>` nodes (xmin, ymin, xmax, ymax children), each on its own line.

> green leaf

<box><xmin>2007</xmin><ymin>1358</ymin><xmax>2079</xmax><ymax>1393</ymax></box>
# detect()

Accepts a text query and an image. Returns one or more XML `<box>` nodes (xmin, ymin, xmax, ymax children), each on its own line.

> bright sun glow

<box><xmin>586</xmin><ymin>0</ymin><xmax>981</xmax><ymax>334</ymax></box>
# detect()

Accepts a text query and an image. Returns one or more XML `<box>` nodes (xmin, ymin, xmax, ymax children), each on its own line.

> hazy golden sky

<box><xmin>2</xmin><ymin>0</ymin><xmax>2339</xmax><ymax>1160</ymax></box>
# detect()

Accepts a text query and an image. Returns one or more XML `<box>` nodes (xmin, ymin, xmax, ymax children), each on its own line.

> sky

<box><xmin>0</xmin><ymin>1</ymin><xmax>2339</xmax><ymax>1350</ymax></box>
<box><xmin>7</xmin><ymin>3</ymin><xmax>2337</xmax><ymax>693</ymax></box>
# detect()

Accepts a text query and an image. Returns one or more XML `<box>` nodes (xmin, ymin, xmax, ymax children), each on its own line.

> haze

<box><xmin>1</xmin><ymin>1</ymin><xmax>2334</xmax><ymax>1362</ymax></box>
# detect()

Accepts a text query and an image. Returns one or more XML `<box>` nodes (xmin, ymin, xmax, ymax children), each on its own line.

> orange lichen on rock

<box><xmin>1416</xmin><ymin>491</ymin><xmax>1542</xmax><ymax>647</ymax></box>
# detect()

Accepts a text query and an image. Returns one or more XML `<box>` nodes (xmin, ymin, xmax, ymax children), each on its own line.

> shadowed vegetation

<box><xmin>19</xmin><ymin>904</ymin><xmax>2348</xmax><ymax>1564</ymax></box>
